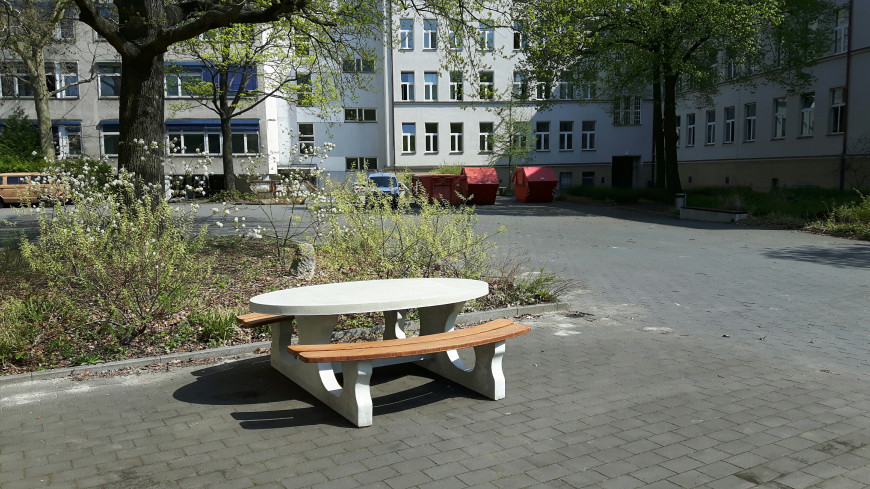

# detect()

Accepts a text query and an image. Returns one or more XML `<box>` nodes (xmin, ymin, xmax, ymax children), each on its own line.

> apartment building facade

<box><xmin>279</xmin><ymin>14</ymin><xmax>654</xmax><ymax>190</ymax></box>
<box><xmin>0</xmin><ymin>15</ymin><xmax>276</xmax><ymax>187</ymax></box>
<box><xmin>676</xmin><ymin>0</ymin><xmax>868</xmax><ymax>190</ymax></box>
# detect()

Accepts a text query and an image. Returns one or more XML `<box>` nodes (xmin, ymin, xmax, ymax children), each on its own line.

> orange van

<box><xmin>0</xmin><ymin>172</ymin><xmax>67</xmax><ymax>207</ymax></box>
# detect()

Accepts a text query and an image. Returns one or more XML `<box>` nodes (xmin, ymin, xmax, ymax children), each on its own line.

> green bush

<box><xmin>429</xmin><ymin>165</ymin><xmax>463</xmax><ymax>175</ymax></box>
<box><xmin>20</xmin><ymin>171</ymin><xmax>212</xmax><ymax>344</ymax></box>
<box><xmin>317</xmin><ymin>180</ymin><xmax>501</xmax><ymax>281</ymax></box>
<box><xmin>559</xmin><ymin>185</ymin><xmax>673</xmax><ymax>205</ymax></box>
<box><xmin>0</xmin><ymin>108</ymin><xmax>43</xmax><ymax>172</ymax></box>
<box><xmin>809</xmin><ymin>191</ymin><xmax>870</xmax><ymax>239</ymax></box>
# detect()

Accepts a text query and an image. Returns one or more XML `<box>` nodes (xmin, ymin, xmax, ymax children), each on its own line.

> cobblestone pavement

<box><xmin>2</xmin><ymin>200</ymin><xmax>870</xmax><ymax>488</ymax></box>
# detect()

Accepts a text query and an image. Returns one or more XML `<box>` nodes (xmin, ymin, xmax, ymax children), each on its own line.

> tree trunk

<box><xmin>24</xmin><ymin>49</ymin><xmax>56</xmax><ymax>163</ymax></box>
<box><xmin>652</xmin><ymin>68</ymin><xmax>665</xmax><ymax>188</ymax></box>
<box><xmin>219</xmin><ymin>72</ymin><xmax>237</xmax><ymax>193</ymax></box>
<box><xmin>221</xmin><ymin>116</ymin><xmax>236</xmax><ymax>193</ymax></box>
<box><xmin>662</xmin><ymin>72</ymin><xmax>682</xmax><ymax>192</ymax></box>
<box><xmin>118</xmin><ymin>52</ymin><xmax>166</xmax><ymax>198</ymax></box>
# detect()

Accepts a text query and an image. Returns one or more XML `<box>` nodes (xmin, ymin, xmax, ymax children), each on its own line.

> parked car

<box><xmin>355</xmin><ymin>172</ymin><xmax>405</xmax><ymax>207</ymax></box>
<box><xmin>0</xmin><ymin>172</ymin><xmax>67</xmax><ymax>207</ymax></box>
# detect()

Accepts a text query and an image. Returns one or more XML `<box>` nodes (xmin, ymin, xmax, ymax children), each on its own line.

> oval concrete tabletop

<box><xmin>249</xmin><ymin>278</ymin><xmax>489</xmax><ymax>316</ymax></box>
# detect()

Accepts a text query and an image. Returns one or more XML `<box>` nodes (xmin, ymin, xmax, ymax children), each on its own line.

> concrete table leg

<box><xmin>270</xmin><ymin>315</ymin><xmax>374</xmax><ymax>427</ymax></box>
<box><xmin>415</xmin><ymin>302</ymin><xmax>507</xmax><ymax>400</ymax></box>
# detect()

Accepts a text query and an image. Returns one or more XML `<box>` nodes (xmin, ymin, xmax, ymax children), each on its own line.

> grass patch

<box><xmin>559</xmin><ymin>185</ymin><xmax>674</xmax><ymax>205</ymax></box>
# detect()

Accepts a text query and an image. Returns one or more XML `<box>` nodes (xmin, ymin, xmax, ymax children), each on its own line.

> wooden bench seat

<box><xmin>236</xmin><ymin>312</ymin><xmax>292</xmax><ymax>328</ymax></box>
<box><xmin>288</xmin><ymin>318</ymin><xmax>529</xmax><ymax>363</ymax></box>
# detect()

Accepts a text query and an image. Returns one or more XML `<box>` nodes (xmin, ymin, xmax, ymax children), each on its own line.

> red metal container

<box><xmin>513</xmin><ymin>166</ymin><xmax>558</xmax><ymax>203</ymax></box>
<box><xmin>460</xmin><ymin>167</ymin><xmax>499</xmax><ymax>205</ymax></box>
<box><xmin>412</xmin><ymin>174</ymin><xmax>468</xmax><ymax>205</ymax></box>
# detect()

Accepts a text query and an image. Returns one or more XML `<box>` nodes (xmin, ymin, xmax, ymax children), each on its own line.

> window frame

<box><xmin>422</xmin><ymin>19</ymin><xmax>438</xmax><ymax>50</ymax></box>
<box><xmin>773</xmin><ymin>97</ymin><xmax>787</xmax><ymax>139</ymax></box>
<box><xmin>559</xmin><ymin>121</ymin><xmax>573</xmax><ymax>151</ymax></box>
<box><xmin>800</xmin><ymin>93</ymin><xmax>815</xmax><ymax>137</ymax></box>
<box><xmin>400</xmin><ymin>71</ymin><xmax>415</xmax><ymax>101</ymax></box>
<box><xmin>478</xmin><ymin>22</ymin><xmax>494</xmax><ymax>51</ymax></box>
<box><xmin>401</xmin><ymin>122</ymin><xmax>416</xmax><ymax>153</ymax></box>
<box><xmin>344</xmin><ymin>108</ymin><xmax>377</xmax><ymax>123</ymax></box>
<box><xmin>581</xmin><ymin>120</ymin><xmax>596</xmax><ymax>151</ymax></box>
<box><xmin>535</xmin><ymin>121</ymin><xmax>550</xmax><ymax>151</ymax></box>
<box><xmin>423</xmin><ymin>72</ymin><xmax>438</xmax><ymax>101</ymax></box>
<box><xmin>686</xmin><ymin>113</ymin><xmax>696</xmax><ymax>147</ymax></box>
<box><xmin>424</xmin><ymin>122</ymin><xmax>438</xmax><ymax>153</ymax></box>
<box><xmin>834</xmin><ymin>7</ymin><xmax>849</xmax><ymax>54</ymax></box>
<box><xmin>478</xmin><ymin>71</ymin><xmax>494</xmax><ymax>100</ymax></box>
<box><xmin>479</xmin><ymin>122</ymin><xmax>493</xmax><ymax>152</ymax></box>
<box><xmin>298</xmin><ymin>122</ymin><xmax>315</xmax><ymax>154</ymax></box>
<box><xmin>97</xmin><ymin>64</ymin><xmax>121</xmax><ymax>98</ymax></box>
<box><xmin>450</xmin><ymin>122</ymin><xmax>463</xmax><ymax>152</ymax></box>
<box><xmin>724</xmin><ymin>106</ymin><xmax>735</xmax><ymax>143</ymax></box>
<box><xmin>744</xmin><ymin>103</ymin><xmax>757</xmax><ymax>141</ymax></box>
<box><xmin>399</xmin><ymin>19</ymin><xmax>414</xmax><ymax>50</ymax></box>
<box><xmin>830</xmin><ymin>87</ymin><xmax>845</xmax><ymax>134</ymax></box>
<box><xmin>705</xmin><ymin>110</ymin><xmax>716</xmax><ymax>145</ymax></box>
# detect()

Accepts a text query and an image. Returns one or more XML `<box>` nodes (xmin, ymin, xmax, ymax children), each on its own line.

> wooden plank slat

<box><xmin>236</xmin><ymin>312</ymin><xmax>293</xmax><ymax>328</ymax></box>
<box><xmin>289</xmin><ymin>322</ymin><xmax>531</xmax><ymax>363</ymax></box>
<box><xmin>290</xmin><ymin>318</ymin><xmax>516</xmax><ymax>352</ymax></box>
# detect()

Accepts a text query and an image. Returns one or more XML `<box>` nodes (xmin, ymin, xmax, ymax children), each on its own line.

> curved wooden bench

<box><xmin>288</xmin><ymin>318</ymin><xmax>529</xmax><ymax>362</ymax></box>
<box><xmin>236</xmin><ymin>312</ymin><xmax>292</xmax><ymax>328</ymax></box>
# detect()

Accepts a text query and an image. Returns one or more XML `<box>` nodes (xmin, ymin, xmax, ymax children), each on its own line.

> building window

<box><xmin>513</xmin><ymin>22</ymin><xmax>526</xmax><ymax>51</ymax></box>
<box><xmin>535</xmin><ymin>121</ymin><xmax>550</xmax><ymax>151</ymax></box>
<box><xmin>296</xmin><ymin>73</ymin><xmax>312</xmax><ymax>106</ymax></box>
<box><xmin>167</xmin><ymin>129</ymin><xmax>206</xmax><ymax>155</ymax></box>
<box><xmin>744</xmin><ymin>103</ymin><xmax>756</xmax><ymax>141</ymax></box>
<box><xmin>581</xmin><ymin>121</ymin><xmax>596</xmax><ymax>150</ymax></box>
<box><xmin>450</xmin><ymin>123</ymin><xmax>463</xmax><ymax>152</ymax></box>
<box><xmin>424</xmin><ymin>72</ymin><xmax>438</xmax><ymax>101</ymax></box>
<box><xmin>424</xmin><ymin>123</ymin><xmax>438</xmax><ymax>153</ymax></box>
<box><xmin>48</xmin><ymin>62</ymin><xmax>79</xmax><ymax>98</ymax></box>
<box><xmin>346</xmin><ymin>157</ymin><xmax>377</xmax><ymax>170</ymax></box>
<box><xmin>298</xmin><ymin>123</ymin><xmax>314</xmax><ymax>154</ymax></box>
<box><xmin>165</xmin><ymin>66</ymin><xmax>202</xmax><ymax>98</ymax></box>
<box><xmin>513</xmin><ymin>72</ymin><xmax>528</xmax><ymax>99</ymax></box>
<box><xmin>800</xmin><ymin>93</ymin><xmax>815</xmax><ymax>137</ymax></box>
<box><xmin>705</xmin><ymin>110</ymin><xmax>716</xmax><ymax>145</ymax></box>
<box><xmin>400</xmin><ymin>72</ymin><xmax>415</xmax><ymax>101</ymax></box>
<box><xmin>830</xmin><ymin>87</ymin><xmax>845</xmax><ymax>134</ymax></box>
<box><xmin>102</xmin><ymin>128</ymin><xmax>120</xmax><ymax>156</ymax></box>
<box><xmin>675</xmin><ymin>115</ymin><xmax>681</xmax><ymax>147</ymax></box>
<box><xmin>0</xmin><ymin>65</ymin><xmax>32</xmax><ymax>98</ymax></box>
<box><xmin>479</xmin><ymin>122</ymin><xmax>493</xmax><ymax>152</ymax></box>
<box><xmin>402</xmin><ymin>123</ymin><xmax>416</xmax><ymax>152</ymax></box>
<box><xmin>342</xmin><ymin>58</ymin><xmax>375</xmax><ymax>73</ymax></box>
<box><xmin>556</xmin><ymin>81</ymin><xmax>574</xmax><ymax>100</ymax></box>
<box><xmin>399</xmin><ymin>19</ymin><xmax>414</xmax><ymax>50</ymax></box>
<box><xmin>721</xmin><ymin>107</ymin><xmax>735</xmax><ymax>143</ymax></box>
<box><xmin>479</xmin><ymin>71</ymin><xmax>494</xmax><ymax>100</ymax></box>
<box><xmin>686</xmin><ymin>113</ymin><xmax>696</xmax><ymax>147</ymax></box>
<box><xmin>344</xmin><ymin>108</ymin><xmax>376</xmax><ymax>122</ymax></box>
<box><xmin>535</xmin><ymin>81</ymin><xmax>551</xmax><ymax>100</ymax></box>
<box><xmin>773</xmin><ymin>97</ymin><xmax>787</xmax><ymax>139</ymax></box>
<box><xmin>613</xmin><ymin>96</ymin><xmax>641</xmax><ymax>126</ymax></box>
<box><xmin>447</xmin><ymin>23</ymin><xmax>462</xmax><ymax>50</ymax></box>
<box><xmin>423</xmin><ymin>19</ymin><xmax>437</xmax><ymax>50</ymax></box>
<box><xmin>479</xmin><ymin>22</ymin><xmax>494</xmax><ymax>51</ymax></box>
<box><xmin>53</xmin><ymin>124</ymin><xmax>82</xmax><ymax>158</ymax></box>
<box><xmin>54</xmin><ymin>17</ymin><xmax>76</xmax><ymax>40</ymax></box>
<box><xmin>449</xmin><ymin>71</ymin><xmax>463</xmax><ymax>101</ymax></box>
<box><xmin>559</xmin><ymin>121</ymin><xmax>573</xmax><ymax>151</ymax></box>
<box><xmin>834</xmin><ymin>7</ymin><xmax>849</xmax><ymax>54</ymax></box>
<box><xmin>98</xmin><ymin>64</ymin><xmax>121</xmax><ymax>97</ymax></box>
<box><xmin>581</xmin><ymin>171</ymin><xmax>595</xmax><ymax>186</ymax></box>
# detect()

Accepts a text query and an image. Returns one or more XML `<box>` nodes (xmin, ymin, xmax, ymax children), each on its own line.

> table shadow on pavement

<box><xmin>173</xmin><ymin>356</ymin><xmax>484</xmax><ymax>429</ymax></box>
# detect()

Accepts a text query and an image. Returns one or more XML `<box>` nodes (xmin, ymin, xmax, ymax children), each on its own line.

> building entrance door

<box><xmin>611</xmin><ymin>156</ymin><xmax>635</xmax><ymax>188</ymax></box>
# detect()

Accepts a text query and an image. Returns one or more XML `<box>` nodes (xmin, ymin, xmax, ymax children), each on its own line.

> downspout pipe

<box><xmin>840</xmin><ymin>0</ymin><xmax>854</xmax><ymax>190</ymax></box>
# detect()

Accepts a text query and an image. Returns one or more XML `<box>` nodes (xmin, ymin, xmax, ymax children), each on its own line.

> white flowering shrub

<box><xmin>20</xmin><ymin>169</ymin><xmax>211</xmax><ymax>344</ymax></box>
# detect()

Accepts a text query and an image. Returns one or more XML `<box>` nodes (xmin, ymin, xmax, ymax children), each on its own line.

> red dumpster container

<box><xmin>460</xmin><ymin>167</ymin><xmax>499</xmax><ymax>205</ymax></box>
<box><xmin>412</xmin><ymin>174</ymin><xmax>468</xmax><ymax>205</ymax></box>
<box><xmin>513</xmin><ymin>166</ymin><xmax>558</xmax><ymax>203</ymax></box>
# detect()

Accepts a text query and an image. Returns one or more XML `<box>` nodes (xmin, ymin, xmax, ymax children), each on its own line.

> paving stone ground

<box><xmin>2</xmin><ymin>200</ymin><xmax>869</xmax><ymax>488</ymax></box>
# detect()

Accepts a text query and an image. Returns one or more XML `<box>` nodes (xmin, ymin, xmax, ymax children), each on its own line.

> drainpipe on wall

<box><xmin>839</xmin><ymin>0</ymin><xmax>854</xmax><ymax>190</ymax></box>
<box><xmin>384</xmin><ymin>0</ymin><xmax>396</xmax><ymax>171</ymax></box>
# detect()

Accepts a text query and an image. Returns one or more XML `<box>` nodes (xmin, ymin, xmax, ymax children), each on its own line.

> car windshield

<box><xmin>369</xmin><ymin>176</ymin><xmax>397</xmax><ymax>187</ymax></box>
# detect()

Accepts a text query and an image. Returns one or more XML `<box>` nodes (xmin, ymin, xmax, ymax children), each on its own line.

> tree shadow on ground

<box><xmin>762</xmin><ymin>243</ymin><xmax>870</xmax><ymax>269</ymax></box>
<box><xmin>173</xmin><ymin>356</ymin><xmax>477</xmax><ymax>429</ymax></box>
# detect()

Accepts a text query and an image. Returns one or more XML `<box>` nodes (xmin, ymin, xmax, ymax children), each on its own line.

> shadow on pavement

<box><xmin>762</xmin><ymin>243</ymin><xmax>870</xmax><ymax>269</ymax></box>
<box><xmin>173</xmin><ymin>356</ymin><xmax>480</xmax><ymax>429</ymax></box>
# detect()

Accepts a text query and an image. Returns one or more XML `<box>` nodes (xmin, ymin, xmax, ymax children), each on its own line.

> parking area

<box><xmin>2</xmin><ymin>199</ymin><xmax>870</xmax><ymax>488</ymax></box>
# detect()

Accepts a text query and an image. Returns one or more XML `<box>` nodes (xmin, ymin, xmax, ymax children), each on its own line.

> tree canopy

<box><xmin>517</xmin><ymin>0</ymin><xmax>836</xmax><ymax>190</ymax></box>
